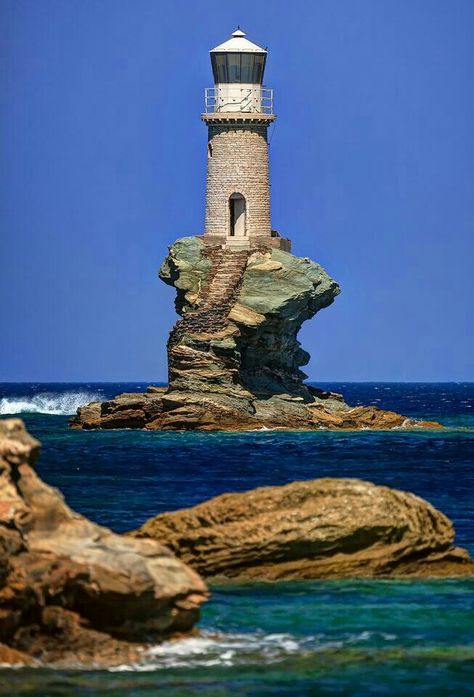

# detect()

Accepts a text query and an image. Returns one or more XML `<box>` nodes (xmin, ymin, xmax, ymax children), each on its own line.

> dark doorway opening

<box><xmin>229</xmin><ymin>193</ymin><xmax>246</xmax><ymax>237</ymax></box>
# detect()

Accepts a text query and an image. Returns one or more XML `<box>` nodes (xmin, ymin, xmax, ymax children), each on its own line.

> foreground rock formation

<box><xmin>71</xmin><ymin>237</ymin><xmax>440</xmax><ymax>431</ymax></box>
<box><xmin>131</xmin><ymin>478</ymin><xmax>473</xmax><ymax>581</ymax></box>
<box><xmin>0</xmin><ymin>419</ymin><xmax>208</xmax><ymax>667</ymax></box>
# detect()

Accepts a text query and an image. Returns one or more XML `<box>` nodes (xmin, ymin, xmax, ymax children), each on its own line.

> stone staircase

<box><xmin>168</xmin><ymin>249</ymin><xmax>249</xmax><ymax>347</ymax></box>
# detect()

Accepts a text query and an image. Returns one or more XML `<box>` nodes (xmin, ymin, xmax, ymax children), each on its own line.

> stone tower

<box><xmin>201</xmin><ymin>29</ymin><xmax>290</xmax><ymax>252</ymax></box>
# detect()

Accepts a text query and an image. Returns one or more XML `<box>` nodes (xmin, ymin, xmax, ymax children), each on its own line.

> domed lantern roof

<box><xmin>210</xmin><ymin>29</ymin><xmax>267</xmax><ymax>85</ymax></box>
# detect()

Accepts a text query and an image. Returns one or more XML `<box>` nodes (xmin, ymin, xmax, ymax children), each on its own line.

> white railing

<box><xmin>204</xmin><ymin>86</ymin><xmax>274</xmax><ymax>114</ymax></box>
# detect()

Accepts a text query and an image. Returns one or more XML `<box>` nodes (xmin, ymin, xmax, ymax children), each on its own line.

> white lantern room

<box><xmin>205</xmin><ymin>29</ymin><xmax>273</xmax><ymax>114</ymax></box>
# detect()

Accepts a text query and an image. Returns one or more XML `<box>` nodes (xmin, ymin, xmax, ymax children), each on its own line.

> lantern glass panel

<box><xmin>226</xmin><ymin>53</ymin><xmax>241</xmax><ymax>83</ymax></box>
<box><xmin>253</xmin><ymin>54</ymin><xmax>266</xmax><ymax>83</ymax></box>
<box><xmin>212</xmin><ymin>54</ymin><xmax>228</xmax><ymax>83</ymax></box>
<box><xmin>240</xmin><ymin>54</ymin><xmax>253</xmax><ymax>83</ymax></box>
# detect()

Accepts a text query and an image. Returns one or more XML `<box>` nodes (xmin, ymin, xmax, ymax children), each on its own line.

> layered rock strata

<box><xmin>71</xmin><ymin>237</ymin><xmax>441</xmax><ymax>431</ymax></box>
<box><xmin>131</xmin><ymin>478</ymin><xmax>473</xmax><ymax>581</ymax></box>
<box><xmin>0</xmin><ymin>419</ymin><xmax>208</xmax><ymax>667</ymax></box>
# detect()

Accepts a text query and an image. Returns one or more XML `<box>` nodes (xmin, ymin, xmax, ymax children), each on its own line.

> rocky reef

<box><xmin>0</xmin><ymin>419</ymin><xmax>208</xmax><ymax>667</ymax></box>
<box><xmin>131</xmin><ymin>478</ymin><xmax>473</xmax><ymax>581</ymax></box>
<box><xmin>71</xmin><ymin>237</ymin><xmax>440</xmax><ymax>431</ymax></box>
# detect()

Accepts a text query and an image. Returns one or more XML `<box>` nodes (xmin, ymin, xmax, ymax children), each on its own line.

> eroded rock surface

<box><xmin>71</xmin><ymin>237</ymin><xmax>441</xmax><ymax>431</ymax></box>
<box><xmin>73</xmin><ymin>387</ymin><xmax>166</xmax><ymax>430</ymax></box>
<box><xmin>131</xmin><ymin>478</ymin><xmax>473</xmax><ymax>581</ymax></box>
<box><xmin>0</xmin><ymin>419</ymin><xmax>208</xmax><ymax>667</ymax></box>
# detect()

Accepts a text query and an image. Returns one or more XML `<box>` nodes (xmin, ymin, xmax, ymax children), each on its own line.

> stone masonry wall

<box><xmin>204</xmin><ymin>124</ymin><xmax>271</xmax><ymax>239</ymax></box>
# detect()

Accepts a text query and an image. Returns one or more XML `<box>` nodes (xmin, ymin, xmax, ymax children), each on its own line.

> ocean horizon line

<box><xmin>1</xmin><ymin>380</ymin><xmax>473</xmax><ymax>385</ymax></box>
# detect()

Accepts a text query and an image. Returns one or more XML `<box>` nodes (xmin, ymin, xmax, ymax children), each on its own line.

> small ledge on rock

<box><xmin>250</xmin><ymin>260</ymin><xmax>283</xmax><ymax>272</ymax></box>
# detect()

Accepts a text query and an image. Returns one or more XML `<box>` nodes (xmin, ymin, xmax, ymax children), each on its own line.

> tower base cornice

<box><xmin>202</xmin><ymin>112</ymin><xmax>276</xmax><ymax>125</ymax></box>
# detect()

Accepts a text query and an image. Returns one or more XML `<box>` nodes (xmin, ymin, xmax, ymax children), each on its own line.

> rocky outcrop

<box><xmin>71</xmin><ymin>237</ymin><xmax>441</xmax><ymax>431</ymax></box>
<box><xmin>131</xmin><ymin>478</ymin><xmax>473</xmax><ymax>581</ymax></box>
<box><xmin>72</xmin><ymin>387</ymin><xmax>166</xmax><ymax>430</ymax></box>
<box><xmin>160</xmin><ymin>238</ymin><xmax>339</xmax><ymax>407</ymax></box>
<box><xmin>0</xmin><ymin>419</ymin><xmax>208</xmax><ymax>667</ymax></box>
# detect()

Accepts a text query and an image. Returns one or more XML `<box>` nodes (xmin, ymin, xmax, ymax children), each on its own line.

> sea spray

<box><xmin>0</xmin><ymin>391</ymin><xmax>102</xmax><ymax>416</ymax></box>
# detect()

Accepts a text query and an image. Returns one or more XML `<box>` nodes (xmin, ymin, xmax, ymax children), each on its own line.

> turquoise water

<box><xmin>0</xmin><ymin>383</ymin><xmax>473</xmax><ymax>695</ymax></box>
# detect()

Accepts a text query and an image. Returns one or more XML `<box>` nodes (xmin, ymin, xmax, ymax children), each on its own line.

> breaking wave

<box><xmin>0</xmin><ymin>391</ymin><xmax>102</xmax><ymax>416</ymax></box>
<box><xmin>107</xmin><ymin>629</ymin><xmax>399</xmax><ymax>672</ymax></box>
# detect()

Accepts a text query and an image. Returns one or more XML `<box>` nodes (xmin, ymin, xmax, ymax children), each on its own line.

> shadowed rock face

<box><xmin>71</xmin><ymin>237</ymin><xmax>441</xmax><ymax>431</ymax></box>
<box><xmin>131</xmin><ymin>478</ymin><xmax>473</xmax><ymax>581</ymax></box>
<box><xmin>0</xmin><ymin>419</ymin><xmax>208</xmax><ymax>667</ymax></box>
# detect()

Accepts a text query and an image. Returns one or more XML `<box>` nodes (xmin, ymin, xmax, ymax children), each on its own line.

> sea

<box><xmin>0</xmin><ymin>382</ymin><xmax>473</xmax><ymax>697</ymax></box>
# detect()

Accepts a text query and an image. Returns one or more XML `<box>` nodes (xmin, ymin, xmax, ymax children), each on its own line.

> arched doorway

<box><xmin>229</xmin><ymin>193</ymin><xmax>246</xmax><ymax>237</ymax></box>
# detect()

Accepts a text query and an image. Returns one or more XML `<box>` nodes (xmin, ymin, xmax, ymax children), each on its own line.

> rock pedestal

<box><xmin>71</xmin><ymin>237</ymin><xmax>441</xmax><ymax>431</ymax></box>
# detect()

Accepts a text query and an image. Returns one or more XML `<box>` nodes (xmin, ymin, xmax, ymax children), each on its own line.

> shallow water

<box><xmin>0</xmin><ymin>382</ymin><xmax>473</xmax><ymax>695</ymax></box>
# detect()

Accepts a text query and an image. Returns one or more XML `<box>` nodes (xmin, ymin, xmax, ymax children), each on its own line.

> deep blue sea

<box><xmin>0</xmin><ymin>382</ymin><xmax>473</xmax><ymax>696</ymax></box>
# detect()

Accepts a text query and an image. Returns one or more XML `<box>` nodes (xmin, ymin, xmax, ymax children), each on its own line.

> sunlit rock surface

<box><xmin>131</xmin><ymin>478</ymin><xmax>473</xmax><ymax>581</ymax></box>
<box><xmin>0</xmin><ymin>419</ymin><xmax>208</xmax><ymax>667</ymax></box>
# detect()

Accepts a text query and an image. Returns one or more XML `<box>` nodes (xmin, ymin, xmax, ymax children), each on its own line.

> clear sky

<box><xmin>1</xmin><ymin>0</ymin><xmax>473</xmax><ymax>382</ymax></box>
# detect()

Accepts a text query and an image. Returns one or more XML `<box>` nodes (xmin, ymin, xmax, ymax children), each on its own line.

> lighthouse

<box><xmin>201</xmin><ymin>29</ymin><xmax>290</xmax><ymax>252</ymax></box>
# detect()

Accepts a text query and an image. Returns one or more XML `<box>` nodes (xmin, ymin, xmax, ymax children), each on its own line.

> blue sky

<box><xmin>1</xmin><ymin>0</ymin><xmax>473</xmax><ymax>381</ymax></box>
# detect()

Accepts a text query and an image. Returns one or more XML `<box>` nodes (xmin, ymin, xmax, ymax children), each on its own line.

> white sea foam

<box><xmin>0</xmin><ymin>629</ymin><xmax>400</xmax><ymax>671</ymax></box>
<box><xmin>243</xmin><ymin>424</ymin><xmax>290</xmax><ymax>432</ymax></box>
<box><xmin>0</xmin><ymin>391</ymin><xmax>102</xmax><ymax>416</ymax></box>
<box><xmin>390</xmin><ymin>418</ymin><xmax>422</xmax><ymax>430</ymax></box>
<box><xmin>109</xmin><ymin>632</ymin><xmax>304</xmax><ymax>671</ymax></box>
<box><xmin>106</xmin><ymin>628</ymin><xmax>400</xmax><ymax>672</ymax></box>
